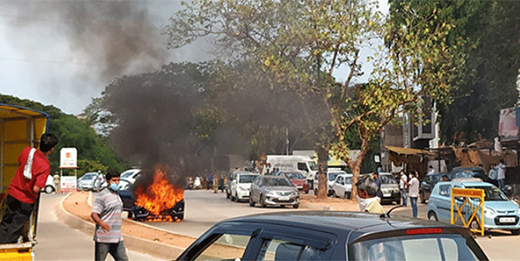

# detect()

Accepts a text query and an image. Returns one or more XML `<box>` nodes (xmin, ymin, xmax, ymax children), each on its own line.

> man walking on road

<box><xmin>91</xmin><ymin>170</ymin><xmax>128</xmax><ymax>261</ymax></box>
<box><xmin>0</xmin><ymin>133</ymin><xmax>58</xmax><ymax>243</ymax></box>
<box><xmin>408</xmin><ymin>171</ymin><xmax>420</xmax><ymax>218</ymax></box>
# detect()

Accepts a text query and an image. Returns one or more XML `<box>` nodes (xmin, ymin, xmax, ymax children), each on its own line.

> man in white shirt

<box><xmin>408</xmin><ymin>171</ymin><xmax>420</xmax><ymax>218</ymax></box>
<box><xmin>497</xmin><ymin>159</ymin><xmax>506</xmax><ymax>190</ymax></box>
<box><xmin>428</xmin><ymin>165</ymin><xmax>435</xmax><ymax>174</ymax></box>
<box><xmin>399</xmin><ymin>170</ymin><xmax>408</xmax><ymax>207</ymax></box>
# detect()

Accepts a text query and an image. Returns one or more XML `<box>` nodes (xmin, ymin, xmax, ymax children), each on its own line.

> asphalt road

<box><xmin>144</xmin><ymin>190</ymin><xmax>520</xmax><ymax>261</ymax></box>
<box><xmin>145</xmin><ymin>189</ymin><xmax>301</xmax><ymax>238</ymax></box>
<box><xmin>36</xmin><ymin>193</ymin><xmax>163</xmax><ymax>261</ymax></box>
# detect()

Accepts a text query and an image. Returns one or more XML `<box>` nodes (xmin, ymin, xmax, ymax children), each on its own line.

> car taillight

<box><xmin>406</xmin><ymin>228</ymin><xmax>443</xmax><ymax>235</ymax></box>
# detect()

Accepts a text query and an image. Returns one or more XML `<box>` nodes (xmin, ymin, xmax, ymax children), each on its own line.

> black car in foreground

<box><xmin>117</xmin><ymin>189</ymin><xmax>184</xmax><ymax>221</ymax></box>
<box><xmin>176</xmin><ymin>211</ymin><xmax>488</xmax><ymax>260</ymax></box>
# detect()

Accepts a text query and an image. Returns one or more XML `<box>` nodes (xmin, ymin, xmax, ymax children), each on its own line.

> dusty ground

<box><xmin>62</xmin><ymin>191</ymin><xmax>360</xmax><ymax>249</ymax></box>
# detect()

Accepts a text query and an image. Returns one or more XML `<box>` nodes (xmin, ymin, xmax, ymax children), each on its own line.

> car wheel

<box><xmin>176</xmin><ymin>213</ymin><xmax>184</xmax><ymax>221</ymax></box>
<box><xmin>470</xmin><ymin>220</ymin><xmax>480</xmax><ymax>230</ymax></box>
<box><xmin>226</xmin><ymin>190</ymin><xmax>230</xmax><ymax>199</ymax></box>
<box><xmin>346</xmin><ymin>192</ymin><xmax>351</xmax><ymax>199</ymax></box>
<box><xmin>333</xmin><ymin>190</ymin><xmax>338</xmax><ymax>198</ymax></box>
<box><xmin>128</xmin><ymin>211</ymin><xmax>133</xmax><ymax>219</ymax></box>
<box><xmin>260</xmin><ymin>195</ymin><xmax>266</xmax><ymax>208</ymax></box>
<box><xmin>511</xmin><ymin>229</ymin><xmax>520</xmax><ymax>235</ymax></box>
<box><xmin>420</xmin><ymin>192</ymin><xmax>426</xmax><ymax>204</ymax></box>
<box><xmin>293</xmin><ymin>204</ymin><xmax>299</xmax><ymax>209</ymax></box>
<box><xmin>428</xmin><ymin>211</ymin><xmax>438</xmax><ymax>221</ymax></box>
<box><xmin>305</xmin><ymin>190</ymin><xmax>309</xmax><ymax>194</ymax></box>
<box><xmin>395</xmin><ymin>197</ymin><xmax>401</xmax><ymax>205</ymax></box>
<box><xmin>44</xmin><ymin>185</ymin><xmax>54</xmax><ymax>194</ymax></box>
<box><xmin>314</xmin><ymin>188</ymin><xmax>318</xmax><ymax>195</ymax></box>
<box><xmin>249</xmin><ymin>196</ymin><xmax>255</xmax><ymax>207</ymax></box>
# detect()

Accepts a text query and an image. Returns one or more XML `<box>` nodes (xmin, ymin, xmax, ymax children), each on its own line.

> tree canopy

<box><xmin>164</xmin><ymin>0</ymin><xmax>464</xmax><ymax>198</ymax></box>
<box><xmin>0</xmin><ymin>95</ymin><xmax>128</xmax><ymax>176</ymax></box>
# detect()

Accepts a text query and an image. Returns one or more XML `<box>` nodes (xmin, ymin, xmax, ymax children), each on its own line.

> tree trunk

<box><xmin>347</xmin><ymin>137</ymin><xmax>370</xmax><ymax>203</ymax></box>
<box><xmin>316</xmin><ymin>147</ymin><xmax>328</xmax><ymax>199</ymax></box>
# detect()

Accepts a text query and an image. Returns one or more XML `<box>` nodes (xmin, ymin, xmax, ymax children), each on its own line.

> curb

<box><xmin>56</xmin><ymin>193</ymin><xmax>185</xmax><ymax>260</ymax></box>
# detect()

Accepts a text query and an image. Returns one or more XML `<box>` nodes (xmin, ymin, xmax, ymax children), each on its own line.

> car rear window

<box><xmin>453</xmin><ymin>169</ymin><xmax>485</xmax><ymax>179</ymax></box>
<box><xmin>350</xmin><ymin>234</ymin><xmax>481</xmax><ymax>261</ymax></box>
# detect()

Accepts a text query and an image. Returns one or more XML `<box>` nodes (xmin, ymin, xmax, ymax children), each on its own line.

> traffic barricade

<box><xmin>450</xmin><ymin>187</ymin><xmax>485</xmax><ymax>236</ymax></box>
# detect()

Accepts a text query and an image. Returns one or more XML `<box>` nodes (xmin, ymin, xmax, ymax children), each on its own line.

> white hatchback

<box><xmin>332</xmin><ymin>174</ymin><xmax>353</xmax><ymax>199</ymax></box>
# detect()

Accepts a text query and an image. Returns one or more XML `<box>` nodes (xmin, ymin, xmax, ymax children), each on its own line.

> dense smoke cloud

<box><xmin>1</xmin><ymin>0</ymin><xmax>167</xmax><ymax>81</ymax></box>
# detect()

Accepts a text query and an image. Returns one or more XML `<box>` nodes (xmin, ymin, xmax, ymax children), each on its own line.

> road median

<box><xmin>56</xmin><ymin>192</ymin><xmax>190</xmax><ymax>260</ymax></box>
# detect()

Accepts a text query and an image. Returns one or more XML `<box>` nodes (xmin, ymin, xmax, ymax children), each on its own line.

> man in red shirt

<box><xmin>0</xmin><ymin>133</ymin><xmax>58</xmax><ymax>243</ymax></box>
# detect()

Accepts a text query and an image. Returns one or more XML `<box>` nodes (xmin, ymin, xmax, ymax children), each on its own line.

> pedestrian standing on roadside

<box><xmin>0</xmin><ymin>133</ymin><xmax>58</xmax><ymax>244</ymax></box>
<box><xmin>408</xmin><ymin>171</ymin><xmax>420</xmax><ymax>218</ymax></box>
<box><xmin>497</xmin><ymin>159</ymin><xmax>506</xmax><ymax>190</ymax></box>
<box><xmin>207</xmin><ymin>172</ymin><xmax>213</xmax><ymax>190</ymax></box>
<box><xmin>213</xmin><ymin>174</ymin><xmax>219</xmax><ymax>194</ymax></box>
<box><xmin>91</xmin><ymin>170</ymin><xmax>128</xmax><ymax>261</ymax></box>
<box><xmin>488</xmin><ymin>164</ymin><xmax>498</xmax><ymax>187</ymax></box>
<box><xmin>399</xmin><ymin>170</ymin><xmax>408</xmax><ymax>207</ymax></box>
<box><xmin>355</xmin><ymin>176</ymin><xmax>385</xmax><ymax>214</ymax></box>
<box><xmin>372</xmin><ymin>172</ymin><xmax>383</xmax><ymax>201</ymax></box>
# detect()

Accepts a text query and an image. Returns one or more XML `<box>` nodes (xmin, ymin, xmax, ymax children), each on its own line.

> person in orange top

<box><xmin>0</xmin><ymin>133</ymin><xmax>58</xmax><ymax>243</ymax></box>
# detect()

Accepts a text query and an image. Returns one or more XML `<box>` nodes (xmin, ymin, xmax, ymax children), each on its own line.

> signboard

<box><xmin>498</xmin><ymin>108</ymin><xmax>519</xmax><ymax>139</ymax></box>
<box><xmin>60</xmin><ymin>148</ymin><xmax>78</xmax><ymax>169</ymax></box>
<box><xmin>59</xmin><ymin>176</ymin><xmax>77</xmax><ymax>193</ymax></box>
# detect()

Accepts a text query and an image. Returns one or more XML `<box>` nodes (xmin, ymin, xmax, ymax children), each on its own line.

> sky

<box><xmin>0</xmin><ymin>0</ymin><xmax>388</xmax><ymax>115</ymax></box>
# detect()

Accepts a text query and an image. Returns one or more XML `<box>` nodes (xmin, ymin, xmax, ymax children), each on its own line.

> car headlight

<box><xmin>292</xmin><ymin>190</ymin><xmax>299</xmax><ymax>195</ymax></box>
<box><xmin>484</xmin><ymin>207</ymin><xmax>496</xmax><ymax>217</ymax></box>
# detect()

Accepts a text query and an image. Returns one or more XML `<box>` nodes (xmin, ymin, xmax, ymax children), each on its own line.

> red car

<box><xmin>278</xmin><ymin>171</ymin><xmax>310</xmax><ymax>193</ymax></box>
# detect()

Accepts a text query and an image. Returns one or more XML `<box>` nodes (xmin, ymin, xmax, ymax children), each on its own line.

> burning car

<box><xmin>117</xmin><ymin>166</ymin><xmax>185</xmax><ymax>222</ymax></box>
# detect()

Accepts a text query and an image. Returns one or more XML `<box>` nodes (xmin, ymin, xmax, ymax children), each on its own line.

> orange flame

<box><xmin>134</xmin><ymin>165</ymin><xmax>184</xmax><ymax>222</ymax></box>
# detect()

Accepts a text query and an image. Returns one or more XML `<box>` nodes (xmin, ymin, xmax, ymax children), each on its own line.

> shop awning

<box><xmin>385</xmin><ymin>146</ymin><xmax>436</xmax><ymax>156</ymax></box>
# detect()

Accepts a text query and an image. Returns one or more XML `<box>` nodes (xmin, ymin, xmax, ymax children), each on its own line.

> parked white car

<box><xmin>332</xmin><ymin>173</ymin><xmax>353</xmax><ymax>199</ymax></box>
<box><xmin>77</xmin><ymin>172</ymin><xmax>99</xmax><ymax>191</ymax></box>
<box><xmin>228</xmin><ymin>171</ymin><xmax>259</xmax><ymax>202</ymax></box>
<box><xmin>314</xmin><ymin>169</ymin><xmax>347</xmax><ymax>196</ymax></box>
<box><xmin>120</xmin><ymin>169</ymin><xmax>141</xmax><ymax>184</ymax></box>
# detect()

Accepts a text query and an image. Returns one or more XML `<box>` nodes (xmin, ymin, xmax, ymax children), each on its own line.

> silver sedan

<box><xmin>249</xmin><ymin>175</ymin><xmax>300</xmax><ymax>208</ymax></box>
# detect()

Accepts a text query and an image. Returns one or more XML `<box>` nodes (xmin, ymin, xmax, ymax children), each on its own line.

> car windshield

<box><xmin>308</xmin><ymin>161</ymin><xmax>318</xmax><ymax>171</ymax></box>
<box><xmin>238</xmin><ymin>174</ymin><xmax>257</xmax><ymax>183</ymax></box>
<box><xmin>284</xmin><ymin>172</ymin><xmax>304</xmax><ymax>180</ymax></box>
<box><xmin>380</xmin><ymin>175</ymin><xmax>397</xmax><ymax>184</ymax></box>
<box><xmin>121</xmin><ymin>169</ymin><xmax>139</xmax><ymax>178</ymax></box>
<box><xmin>328</xmin><ymin>172</ymin><xmax>343</xmax><ymax>181</ymax></box>
<box><xmin>466</xmin><ymin>186</ymin><xmax>508</xmax><ymax>201</ymax></box>
<box><xmin>350</xmin><ymin>234</ymin><xmax>481</xmax><ymax>261</ymax></box>
<box><xmin>264</xmin><ymin>178</ymin><xmax>292</xmax><ymax>187</ymax></box>
<box><xmin>82</xmin><ymin>174</ymin><xmax>96</xmax><ymax>180</ymax></box>
<box><xmin>453</xmin><ymin>169</ymin><xmax>485</xmax><ymax>179</ymax></box>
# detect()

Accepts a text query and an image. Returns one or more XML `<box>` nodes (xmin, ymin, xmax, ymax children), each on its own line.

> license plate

<box><xmin>383</xmin><ymin>193</ymin><xmax>391</xmax><ymax>197</ymax></box>
<box><xmin>279</xmin><ymin>196</ymin><xmax>290</xmax><ymax>201</ymax></box>
<box><xmin>499</xmin><ymin>217</ymin><xmax>516</xmax><ymax>223</ymax></box>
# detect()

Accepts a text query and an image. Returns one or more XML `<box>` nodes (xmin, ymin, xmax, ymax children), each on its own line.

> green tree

<box><xmin>165</xmin><ymin>0</ymin><xmax>462</xmax><ymax>199</ymax></box>
<box><xmin>0</xmin><ymin>95</ymin><xmax>128</xmax><ymax>175</ymax></box>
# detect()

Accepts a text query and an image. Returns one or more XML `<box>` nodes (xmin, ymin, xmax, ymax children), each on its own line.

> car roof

<box><xmin>437</xmin><ymin>179</ymin><xmax>491</xmax><ymax>187</ymax></box>
<box><xmin>221</xmin><ymin>211</ymin><xmax>470</xmax><ymax>243</ymax></box>
<box><xmin>452</xmin><ymin>166</ymin><xmax>485</xmax><ymax>171</ymax></box>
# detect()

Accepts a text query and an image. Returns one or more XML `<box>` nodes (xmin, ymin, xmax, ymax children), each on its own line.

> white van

<box><xmin>264</xmin><ymin>155</ymin><xmax>318</xmax><ymax>188</ymax></box>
